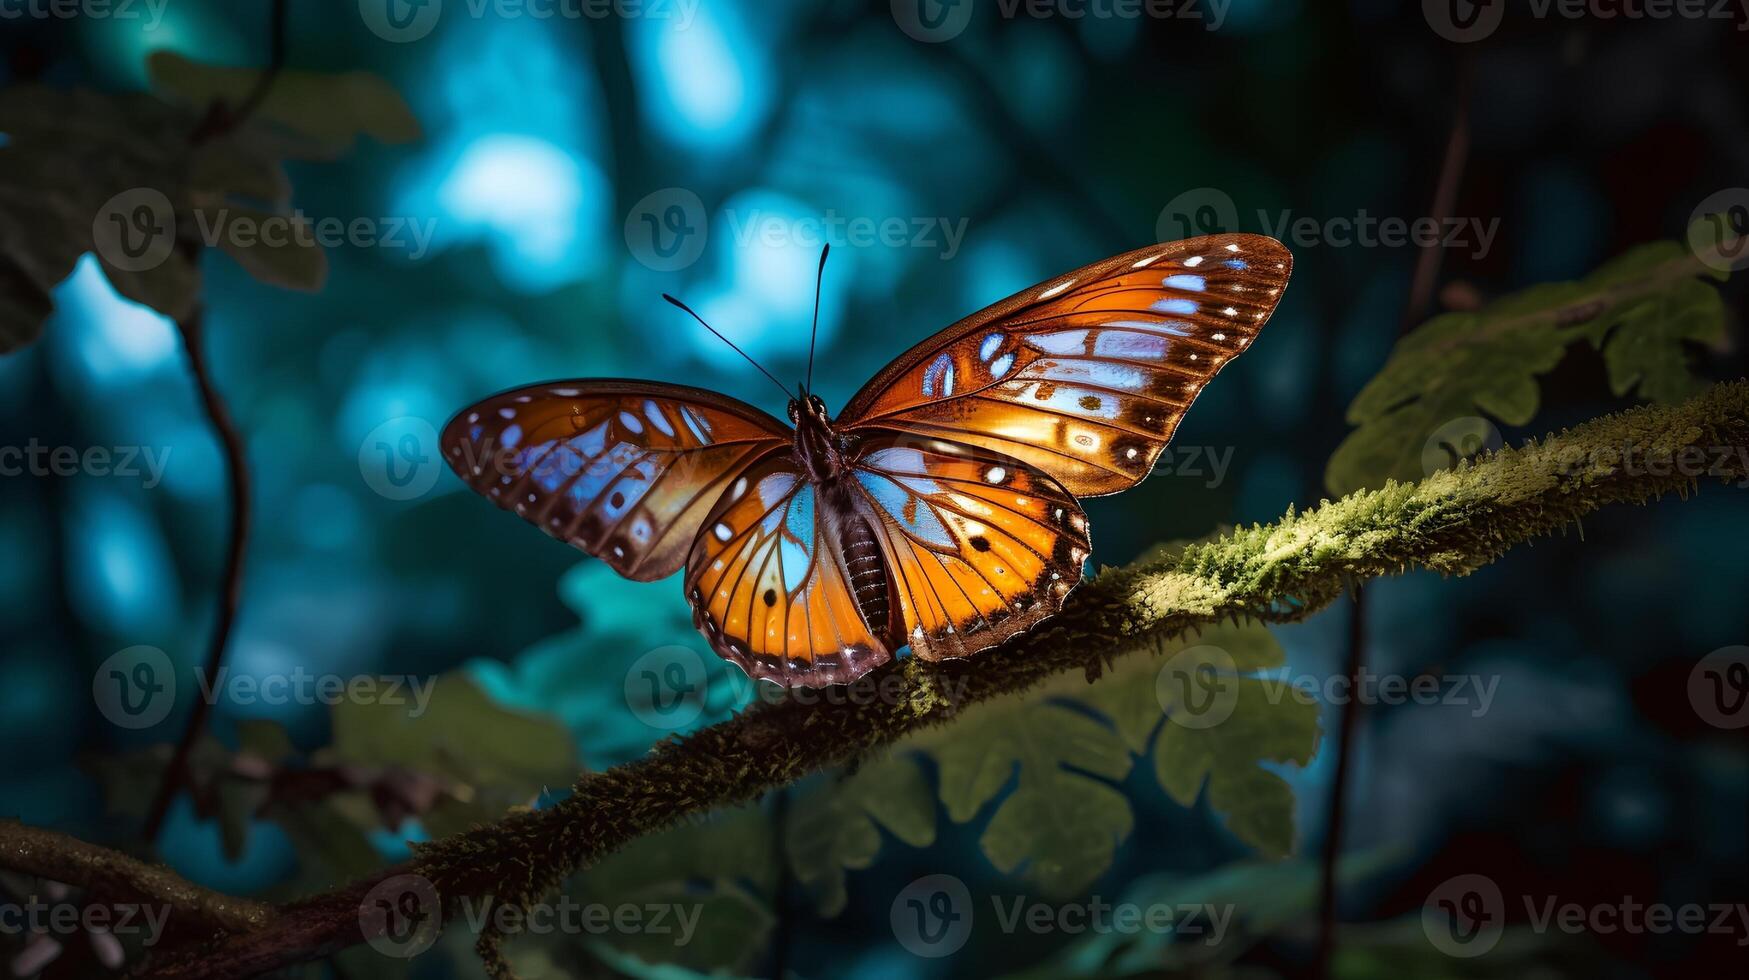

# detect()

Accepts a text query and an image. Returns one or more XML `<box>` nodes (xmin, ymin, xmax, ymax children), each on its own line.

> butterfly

<box><xmin>441</xmin><ymin>233</ymin><xmax>1292</xmax><ymax>688</ymax></box>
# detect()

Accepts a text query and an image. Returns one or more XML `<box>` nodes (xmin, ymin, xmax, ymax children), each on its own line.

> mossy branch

<box><xmin>6</xmin><ymin>382</ymin><xmax>1744</xmax><ymax>979</ymax></box>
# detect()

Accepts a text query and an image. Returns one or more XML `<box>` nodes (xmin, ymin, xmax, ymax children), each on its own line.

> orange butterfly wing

<box><xmin>837</xmin><ymin>234</ymin><xmax>1292</xmax><ymax>496</ymax></box>
<box><xmin>844</xmin><ymin>433</ymin><xmax>1090</xmax><ymax>663</ymax></box>
<box><xmin>682</xmin><ymin>433</ymin><xmax>1092</xmax><ymax>683</ymax></box>
<box><xmin>440</xmin><ymin>381</ymin><xmax>789</xmax><ymax>581</ymax></box>
<box><xmin>684</xmin><ymin>452</ymin><xmax>894</xmax><ymax>686</ymax></box>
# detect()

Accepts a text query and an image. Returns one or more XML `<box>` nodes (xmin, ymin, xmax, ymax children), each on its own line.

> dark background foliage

<box><xmin>1</xmin><ymin>1</ymin><xmax>1746</xmax><ymax>978</ymax></box>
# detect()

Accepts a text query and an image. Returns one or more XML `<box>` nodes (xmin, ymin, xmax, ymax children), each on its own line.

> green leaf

<box><xmin>271</xmin><ymin>798</ymin><xmax>387</xmax><ymax>889</ymax></box>
<box><xmin>195</xmin><ymin>203</ymin><xmax>329</xmax><ymax>292</ymax></box>
<box><xmin>587</xmin><ymin>881</ymin><xmax>773</xmax><ymax>977</ymax></box>
<box><xmin>1010</xmin><ymin>851</ymin><xmax>1406</xmax><ymax>979</ymax></box>
<box><xmin>1083</xmin><ymin>620</ymin><xmax>1318</xmax><ymax>858</ymax></box>
<box><xmin>95</xmin><ymin>249</ymin><xmax>201</xmax><ymax>321</ymax></box>
<box><xmin>921</xmin><ymin>698</ymin><xmax>1133</xmax><ymax>896</ymax></box>
<box><xmin>787</xmin><ymin>755</ymin><xmax>937</xmax><ymax>915</ymax></box>
<box><xmin>329</xmin><ymin>674</ymin><xmax>577</xmax><ymax>805</ymax></box>
<box><xmin>1326</xmin><ymin>238</ymin><xmax>1731</xmax><ymax>495</ymax></box>
<box><xmin>571</xmin><ymin>806</ymin><xmax>776</xmax><ymax>975</ymax></box>
<box><xmin>1593</xmin><ymin>278</ymin><xmax>1725</xmax><ymax>403</ymax></box>
<box><xmin>235</xmin><ymin>719</ymin><xmax>295</xmax><ymax>764</ymax></box>
<box><xmin>896</xmin><ymin>619</ymin><xmax>1317</xmax><ymax>894</ymax></box>
<box><xmin>147</xmin><ymin>52</ymin><xmax>421</xmax><ymax>149</ymax></box>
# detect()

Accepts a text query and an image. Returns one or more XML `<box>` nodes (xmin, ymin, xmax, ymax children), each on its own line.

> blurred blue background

<box><xmin>1</xmin><ymin>2</ymin><xmax>1747</xmax><ymax>978</ymax></box>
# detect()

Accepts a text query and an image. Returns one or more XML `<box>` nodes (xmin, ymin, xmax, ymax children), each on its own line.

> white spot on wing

<box><xmin>1038</xmin><ymin>278</ymin><xmax>1075</xmax><ymax>300</ymax></box>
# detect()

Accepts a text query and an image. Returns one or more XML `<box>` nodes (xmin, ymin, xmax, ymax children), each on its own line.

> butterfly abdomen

<box><xmin>841</xmin><ymin>516</ymin><xmax>892</xmax><ymax>640</ymax></box>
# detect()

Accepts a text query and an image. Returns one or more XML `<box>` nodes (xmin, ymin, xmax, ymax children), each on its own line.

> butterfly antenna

<box><xmin>804</xmin><ymin>243</ymin><xmax>830</xmax><ymax>395</ymax></box>
<box><xmin>662</xmin><ymin>294</ymin><xmax>794</xmax><ymax>400</ymax></box>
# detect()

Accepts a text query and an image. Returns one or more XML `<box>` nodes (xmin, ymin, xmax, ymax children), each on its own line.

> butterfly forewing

<box><xmin>847</xmin><ymin>433</ymin><xmax>1090</xmax><ymax>662</ymax></box>
<box><xmin>837</xmin><ymin>234</ymin><xmax>1292</xmax><ymax>496</ymax></box>
<box><xmin>440</xmin><ymin>381</ymin><xmax>789</xmax><ymax>581</ymax></box>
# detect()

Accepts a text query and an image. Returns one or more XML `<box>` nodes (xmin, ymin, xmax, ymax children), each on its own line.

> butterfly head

<box><xmin>787</xmin><ymin>391</ymin><xmax>831</xmax><ymax>427</ymax></box>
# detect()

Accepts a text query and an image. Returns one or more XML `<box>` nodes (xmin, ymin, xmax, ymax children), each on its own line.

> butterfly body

<box><xmin>444</xmin><ymin>234</ymin><xmax>1293</xmax><ymax>688</ymax></box>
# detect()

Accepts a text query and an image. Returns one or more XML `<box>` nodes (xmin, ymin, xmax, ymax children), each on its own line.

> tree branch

<box><xmin>9</xmin><ymin>381</ymin><xmax>1744</xmax><ymax>979</ymax></box>
<box><xmin>0</xmin><ymin>821</ymin><xmax>272</xmax><ymax>935</ymax></box>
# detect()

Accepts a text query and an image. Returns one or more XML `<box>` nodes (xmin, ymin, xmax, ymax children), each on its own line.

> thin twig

<box><xmin>143</xmin><ymin>307</ymin><xmax>254</xmax><ymax>840</ymax></box>
<box><xmin>188</xmin><ymin>0</ymin><xmax>290</xmax><ymax>146</ymax></box>
<box><xmin>110</xmin><ymin>381</ymin><xmax>1749</xmax><ymax>979</ymax></box>
<box><xmin>143</xmin><ymin>0</ymin><xmax>290</xmax><ymax>840</ymax></box>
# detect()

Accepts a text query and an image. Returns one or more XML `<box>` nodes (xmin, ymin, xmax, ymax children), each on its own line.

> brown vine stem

<box><xmin>0</xmin><ymin>820</ymin><xmax>272</xmax><ymax>934</ymax></box>
<box><xmin>1315</xmin><ymin>50</ymin><xmax>1474</xmax><ymax>980</ymax></box>
<box><xmin>142</xmin><ymin>0</ymin><xmax>289</xmax><ymax>841</ymax></box>
<box><xmin>34</xmin><ymin>379</ymin><xmax>1726</xmax><ymax>979</ymax></box>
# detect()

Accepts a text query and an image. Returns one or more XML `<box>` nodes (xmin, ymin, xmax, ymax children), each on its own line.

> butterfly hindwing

<box><xmin>441</xmin><ymin>381</ymin><xmax>789</xmax><ymax>581</ymax></box>
<box><xmin>847</xmin><ymin>432</ymin><xmax>1090</xmax><ymax>662</ymax></box>
<box><xmin>837</xmin><ymin>234</ymin><xmax>1292</xmax><ymax>496</ymax></box>
<box><xmin>684</xmin><ymin>452</ymin><xmax>894</xmax><ymax>687</ymax></box>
